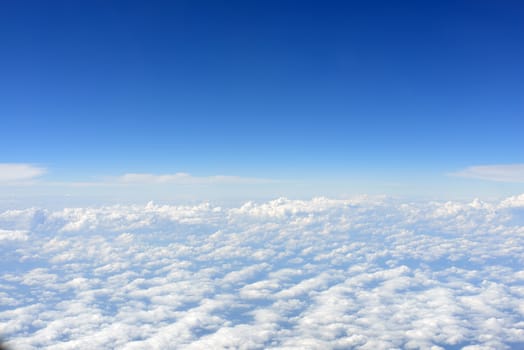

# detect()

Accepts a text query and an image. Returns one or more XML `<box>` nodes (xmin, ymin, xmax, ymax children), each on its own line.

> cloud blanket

<box><xmin>1</xmin><ymin>195</ymin><xmax>524</xmax><ymax>349</ymax></box>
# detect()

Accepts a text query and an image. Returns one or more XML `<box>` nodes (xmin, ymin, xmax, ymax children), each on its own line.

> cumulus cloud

<box><xmin>0</xmin><ymin>163</ymin><xmax>45</xmax><ymax>183</ymax></box>
<box><xmin>1</xmin><ymin>195</ymin><xmax>524</xmax><ymax>349</ymax></box>
<box><xmin>451</xmin><ymin>164</ymin><xmax>524</xmax><ymax>183</ymax></box>
<box><xmin>0</xmin><ymin>229</ymin><xmax>27</xmax><ymax>242</ymax></box>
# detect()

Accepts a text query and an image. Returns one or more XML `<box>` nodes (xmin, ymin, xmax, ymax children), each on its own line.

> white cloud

<box><xmin>450</xmin><ymin>164</ymin><xmax>524</xmax><ymax>183</ymax></box>
<box><xmin>1</xmin><ymin>195</ymin><xmax>524</xmax><ymax>349</ymax></box>
<box><xmin>116</xmin><ymin>172</ymin><xmax>275</xmax><ymax>185</ymax></box>
<box><xmin>0</xmin><ymin>229</ymin><xmax>28</xmax><ymax>242</ymax></box>
<box><xmin>499</xmin><ymin>193</ymin><xmax>524</xmax><ymax>208</ymax></box>
<box><xmin>0</xmin><ymin>163</ymin><xmax>46</xmax><ymax>183</ymax></box>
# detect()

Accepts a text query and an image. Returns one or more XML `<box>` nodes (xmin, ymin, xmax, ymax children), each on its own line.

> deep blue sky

<box><xmin>1</xmin><ymin>0</ymin><xmax>523</xmax><ymax>187</ymax></box>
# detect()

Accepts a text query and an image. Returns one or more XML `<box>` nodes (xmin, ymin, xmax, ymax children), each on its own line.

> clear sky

<box><xmin>1</xmin><ymin>0</ymin><xmax>523</xmax><ymax>202</ymax></box>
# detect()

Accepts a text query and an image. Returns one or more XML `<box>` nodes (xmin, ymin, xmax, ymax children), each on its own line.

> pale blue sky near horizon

<box><xmin>1</xmin><ymin>0</ymin><xmax>523</xmax><ymax>202</ymax></box>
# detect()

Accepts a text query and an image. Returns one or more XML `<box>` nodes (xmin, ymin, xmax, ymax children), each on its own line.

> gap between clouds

<box><xmin>450</xmin><ymin>164</ymin><xmax>524</xmax><ymax>183</ymax></box>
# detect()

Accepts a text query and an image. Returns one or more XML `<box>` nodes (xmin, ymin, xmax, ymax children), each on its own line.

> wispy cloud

<box><xmin>2</xmin><ymin>170</ymin><xmax>275</xmax><ymax>188</ymax></box>
<box><xmin>115</xmin><ymin>172</ymin><xmax>275</xmax><ymax>185</ymax></box>
<box><xmin>450</xmin><ymin>164</ymin><xmax>524</xmax><ymax>183</ymax></box>
<box><xmin>0</xmin><ymin>163</ymin><xmax>46</xmax><ymax>183</ymax></box>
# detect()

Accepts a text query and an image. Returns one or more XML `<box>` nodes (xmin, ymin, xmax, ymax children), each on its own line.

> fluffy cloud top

<box><xmin>1</xmin><ymin>195</ymin><xmax>524</xmax><ymax>349</ymax></box>
<box><xmin>451</xmin><ymin>164</ymin><xmax>524</xmax><ymax>183</ymax></box>
<box><xmin>0</xmin><ymin>164</ymin><xmax>46</xmax><ymax>183</ymax></box>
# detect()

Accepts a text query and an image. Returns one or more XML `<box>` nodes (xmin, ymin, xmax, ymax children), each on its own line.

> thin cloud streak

<box><xmin>450</xmin><ymin>164</ymin><xmax>524</xmax><ymax>183</ymax></box>
<box><xmin>2</xmin><ymin>172</ymin><xmax>277</xmax><ymax>188</ymax></box>
<box><xmin>0</xmin><ymin>164</ymin><xmax>46</xmax><ymax>183</ymax></box>
<box><xmin>116</xmin><ymin>173</ymin><xmax>277</xmax><ymax>185</ymax></box>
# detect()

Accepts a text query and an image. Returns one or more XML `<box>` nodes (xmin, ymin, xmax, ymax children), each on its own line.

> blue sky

<box><xmin>1</xmin><ymin>0</ymin><xmax>523</xmax><ymax>200</ymax></box>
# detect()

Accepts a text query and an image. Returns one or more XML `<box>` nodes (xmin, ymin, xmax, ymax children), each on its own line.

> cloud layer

<box><xmin>1</xmin><ymin>195</ymin><xmax>524</xmax><ymax>349</ymax></box>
